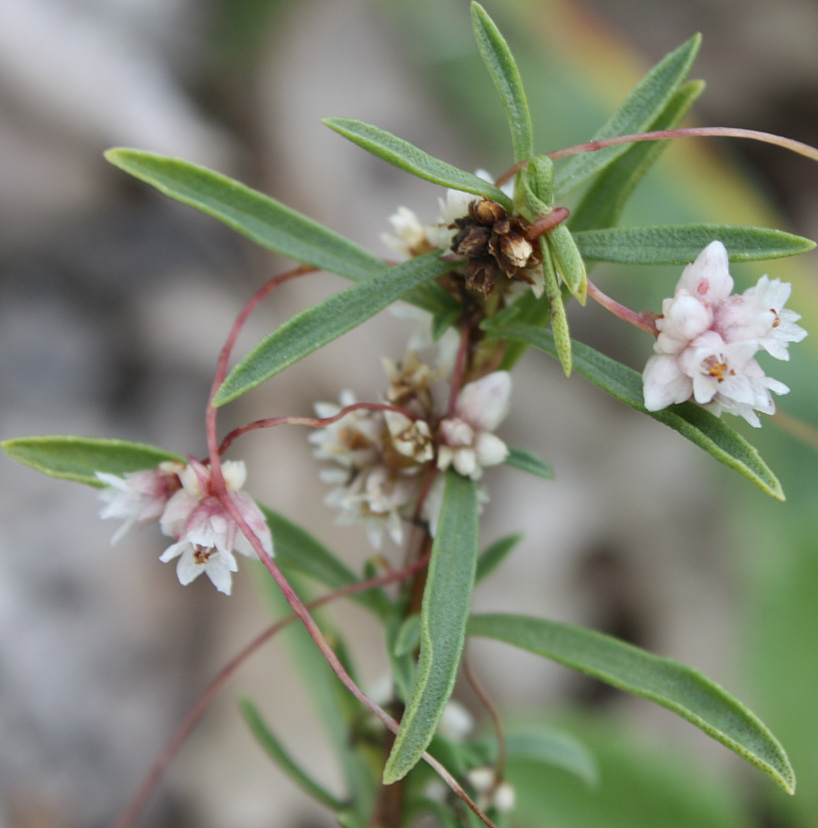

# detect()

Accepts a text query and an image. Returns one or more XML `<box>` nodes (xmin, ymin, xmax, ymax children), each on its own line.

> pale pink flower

<box><xmin>437</xmin><ymin>372</ymin><xmax>511</xmax><ymax>479</ymax></box>
<box><xmin>643</xmin><ymin>241</ymin><xmax>804</xmax><ymax>427</ymax></box>
<box><xmin>96</xmin><ymin>460</ymin><xmax>183</xmax><ymax>544</ymax></box>
<box><xmin>715</xmin><ymin>275</ymin><xmax>807</xmax><ymax>360</ymax></box>
<box><xmin>159</xmin><ymin>458</ymin><xmax>273</xmax><ymax>595</ymax></box>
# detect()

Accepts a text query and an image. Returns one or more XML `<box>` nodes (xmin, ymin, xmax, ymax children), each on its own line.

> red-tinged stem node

<box><xmin>587</xmin><ymin>278</ymin><xmax>660</xmax><ymax>335</ymax></box>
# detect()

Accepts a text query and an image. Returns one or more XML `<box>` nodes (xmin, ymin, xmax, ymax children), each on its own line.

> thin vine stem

<box><xmin>463</xmin><ymin>653</ymin><xmax>507</xmax><ymax>783</ymax></box>
<box><xmin>111</xmin><ymin>556</ymin><xmax>432</xmax><ymax>828</ymax></box>
<box><xmin>217</xmin><ymin>402</ymin><xmax>424</xmax><ymax>455</ymax></box>
<box><xmin>586</xmin><ymin>278</ymin><xmax>659</xmax><ymax>335</ymax></box>
<box><xmin>217</xmin><ymin>487</ymin><xmax>497</xmax><ymax>828</ymax></box>
<box><xmin>495</xmin><ymin>126</ymin><xmax>818</xmax><ymax>187</ymax></box>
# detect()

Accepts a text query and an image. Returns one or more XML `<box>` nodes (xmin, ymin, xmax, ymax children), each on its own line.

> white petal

<box><xmin>642</xmin><ymin>354</ymin><xmax>691</xmax><ymax>411</ymax></box>
<box><xmin>676</xmin><ymin>240</ymin><xmax>733</xmax><ymax>306</ymax></box>
<box><xmin>456</xmin><ymin>371</ymin><xmax>511</xmax><ymax>431</ymax></box>
<box><xmin>474</xmin><ymin>433</ymin><xmax>509</xmax><ymax>468</ymax></box>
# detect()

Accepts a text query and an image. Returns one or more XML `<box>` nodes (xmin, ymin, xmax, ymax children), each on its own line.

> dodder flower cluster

<box><xmin>97</xmin><ymin>458</ymin><xmax>272</xmax><ymax>594</ymax></box>
<box><xmin>383</xmin><ymin>171</ymin><xmax>545</xmax><ymax>299</ymax></box>
<box><xmin>311</xmin><ymin>352</ymin><xmax>511</xmax><ymax>548</ymax></box>
<box><xmin>643</xmin><ymin>241</ymin><xmax>807</xmax><ymax>426</ymax></box>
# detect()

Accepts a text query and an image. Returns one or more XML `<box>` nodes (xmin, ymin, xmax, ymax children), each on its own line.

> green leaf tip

<box><xmin>383</xmin><ymin>473</ymin><xmax>480</xmax><ymax>783</ymax></box>
<box><xmin>490</xmin><ymin>325</ymin><xmax>784</xmax><ymax>499</ymax></box>
<box><xmin>469</xmin><ymin>613</ymin><xmax>796</xmax><ymax>794</ymax></box>
<box><xmin>104</xmin><ymin>147</ymin><xmax>385</xmax><ymax>283</ymax></box>
<box><xmin>322</xmin><ymin>118</ymin><xmax>513</xmax><ymax>210</ymax></box>
<box><xmin>214</xmin><ymin>252</ymin><xmax>451</xmax><ymax>405</ymax></box>
<box><xmin>2</xmin><ymin>435</ymin><xmax>182</xmax><ymax>487</ymax></box>
<box><xmin>470</xmin><ymin>1</ymin><xmax>534</xmax><ymax>164</ymax></box>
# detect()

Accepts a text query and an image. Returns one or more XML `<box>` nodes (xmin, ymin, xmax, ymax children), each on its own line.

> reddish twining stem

<box><xmin>587</xmin><ymin>278</ymin><xmax>660</xmax><ymax>335</ymax></box>
<box><xmin>463</xmin><ymin>654</ymin><xmax>507</xmax><ymax>783</ymax></box>
<box><xmin>525</xmin><ymin>207</ymin><xmax>570</xmax><ymax>240</ymax></box>
<box><xmin>111</xmin><ymin>556</ymin><xmax>433</xmax><ymax>828</ymax></box>
<box><xmin>216</xmin><ymin>486</ymin><xmax>496</xmax><ymax>828</ymax></box>
<box><xmin>446</xmin><ymin>320</ymin><xmax>472</xmax><ymax>418</ymax></box>
<box><xmin>206</xmin><ymin>264</ymin><xmax>316</xmax><ymax>489</ymax></box>
<box><xmin>495</xmin><ymin>126</ymin><xmax>818</xmax><ymax>187</ymax></box>
<box><xmin>217</xmin><ymin>402</ymin><xmax>424</xmax><ymax>455</ymax></box>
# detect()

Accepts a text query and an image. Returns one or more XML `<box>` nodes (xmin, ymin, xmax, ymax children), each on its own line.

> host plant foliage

<box><xmin>4</xmin><ymin>5</ymin><xmax>815</xmax><ymax>827</ymax></box>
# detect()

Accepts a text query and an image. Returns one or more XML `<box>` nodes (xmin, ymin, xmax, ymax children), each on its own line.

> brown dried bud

<box><xmin>493</xmin><ymin>231</ymin><xmax>534</xmax><ymax>272</ymax></box>
<box><xmin>452</xmin><ymin>221</ymin><xmax>491</xmax><ymax>258</ymax></box>
<box><xmin>448</xmin><ymin>197</ymin><xmax>538</xmax><ymax>298</ymax></box>
<box><xmin>464</xmin><ymin>257</ymin><xmax>501</xmax><ymax>298</ymax></box>
<box><xmin>470</xmin><ymin>198</ymin><xmax>507</xmax><ymax>225</ymax></box>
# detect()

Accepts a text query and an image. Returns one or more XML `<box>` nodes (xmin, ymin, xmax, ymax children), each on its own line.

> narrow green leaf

<box><xmin>260</xmin><ymin>506</ymin><xmax>390</xmax><ymax>617</ymax></box>
<box><xmin>105</xmin><ymin>148</ymin><xmax>384</xmax><ymax>282</ymax></box>
<box><xmin>570</xmin><ymin>81</ymin><xmax>705</xmax><ymax>232</ymax></box>
<box><xmin>547</xmin><ymin>223</ymin><xmax>587</xmax><ymax>304</ymax></box>
<box><xmin>573</xmin><ymin>224</ymin><xmax>816</xmax><ymax>264</ymax></box>
<box><xmin>383</xmin><ymin>472</ymin><xmax>480</xmax><ymax>783</ymax></box>
<box><xmin>541</xmin><ymin>240</ymin><xmax>572</xmax><ymax>377</ymax></box>
<box><xmin>469</xmin><ymin>613</ymin><xmax>795</xmax><ymax>794</ymax></box>
<box><xmin>493</xmin><ymin>324</ymin><xmax>784</xmax><ymax>499</ymax></box>
<box><xmin>471</xmin><ymin>3</ymin><xmax>534</xmax><ymax>163</ymax></box>
<box><xmin>214</xmin><ymin>252</ymin><xmax>452</xmax><ymax>405</ymax></box>
<box><xmin>503</xmin><ymin>728</ymin><xmax>599</xmax><ymax>787</ymax></box>
<box><xmin>497</xmin><ymin>286</ymin><xmax>552</xmax><ymax>371</ymax></box>
<box><xmin>239</xmin><ymin>697</ymin><xmax>345</xmax><ymax>810</ymax></box>
<box><xmin>322</xmin><ymin>118</ymin><xmax>513</xmax><ymax>211</ymax></box>
<box><xmin>505</xmin><ymin>446</ymin><xmax>555</xmax><ymax>481</ymax></box>
<box><xmin>393</xmin><ymin>614</ymin><xmax>422</xmax><ymax>657</ymax></box>
<box><xmin>476</xmin><ymin>533</ymin><xmax>523</xmax><ymax>584</ymax></box>
<box><xmin>256</xmin><ymin>575</ymin><xmax>378</xmax><ymax>819</ymax></box>
<box><xmin>386</xmin><ymin>614</ymin><xmax>417</xmax><ymax>703</ymax></box>
<box><xmin>2</xmin><ymin>435</ymin><xmax>182</xmax><ymax>487</ymax></box>
<box><xmin>555</xmin><ymin>35</ymin><xmax>701</xmax><ymax>196</ymax></box>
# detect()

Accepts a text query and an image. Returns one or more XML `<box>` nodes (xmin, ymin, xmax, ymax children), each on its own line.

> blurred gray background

<box><xmin>2</xmin><ymin>1</ymin><xmax>817</xmax><ymax>827</ymax></box>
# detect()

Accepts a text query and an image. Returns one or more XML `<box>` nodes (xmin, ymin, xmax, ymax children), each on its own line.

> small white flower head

<box><xmin>643</xmin><ymin>241</ymin><xmax>804</xmax><ymax>426</ymax></box>
<box><xmin>467</xmin><ymin>767</ymin><xmax>516</xmax><ymax>814</ymax></box>
<box><xmin>381</xmin><ymin>206</ymin><xmax>430</xmax><ymax>258</ymax></box>
<box><xmin>324</xmin><ymin>464</ymin><xmax>417</xmax><ymax>549</ymax></box>
<box><xmin>437</xmin><ymin>371</ymin><xmax>511</xmax><ymax>479</ymax></box>
<box><xmin>159</xmin><ymin>458</ymin><xmax>273</xmax><ymax>595</ymax></box>
<box><xmin>384</xmin><ymin>410</ymin><xmax>434</xmax><ymax>466</ymax></box>
<box><xmin>437</xmin><ymin>699</ymin><xmax>474</xmax><ymax>742</ymax></box>
<box><xmin>96</xmin><ymin>460</ymin><xmax>184</xmax><ymax>544</ymax></box>
<box><xmin>715</xmin><ymin>275</ymin><xmax>807</xmax><ymax>360</ymax></box>
<box><xmin>309</xmin><ymin>390</ymin><xmax>384</xmax><ymax>469</ymax></box>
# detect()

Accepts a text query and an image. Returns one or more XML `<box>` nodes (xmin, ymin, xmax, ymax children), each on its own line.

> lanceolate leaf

<box><xmin>322</xmin><ymin>118</ymin><xmax>513</xmax><ymax>211</ymax></box>
<box><xmin>573</xmin><ymin>224</ymin><xmax>816</xmax><ymax>264</ymax></box>
<box><xmin>554</xmin><ymin>34</ymin><xmax>701</xmax><ymax>196</ymax></box>
<box><xmin>383</xmin><ymin>472</ymin><xmax>480</xmax><ymax>783</ymax></box>
<box><xmin>505</xmin><ymin>446</ymin><xmax>555</xmax><ymax>480</ymax></box>
<box><xmin>214</xmin><ymin>252</ymin><xmax>452</xmax><ymax>405</ymax></box>
<box><xmin>2</xmin><ymin>436</ymin><xmax>182</xmax><ymax>487</ymax></box>
<box><xmin>259</xmin><ymin>506</ymin><xmax>390</xmax><ymax>617</ymax></box>
<box><xmin>547</xmin><ymin>223</ymin><xmax>587</xmax><ymax>304</ymax></box>
<box><xmin>468</xmin><ymin>613</ymin><xmax>795</xmax><ymax>793</ymax></box>
<box><xmin>105</xmin><ymin>149</ymin><xmax>384</xmax><ymax>282</ymax></box>
<box><xmin>471</xmin><ymin>2</ymin><xmax>534</xmax><ymax>163</ymax></box>
<box><xmin>502</xmin><ymin>729</ymin><xmax>599</xmax><ymax>787</ymax></box>
<box><xmin>570</xmin><ymin>80</ymin><xmax>705</xmax><ymax>232</ymax></box>
<box><xmin>493</xmin><ymin>324</ymin><xmax>783</xmax><ymax>499</ymax></box>
<box><xmin>475</xmin><ymin>533</ymin><xmax>523</xmax><ymax>584</ymax></box>
<box><xmin>541</xmin><ymin>240</ymin><xmax>572</xmax><ymax>377</ymax></box>
<box><xmin>239</xmin><ymin>697</ymin><xmax>345</xmax><ymax>811</ymax></box>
